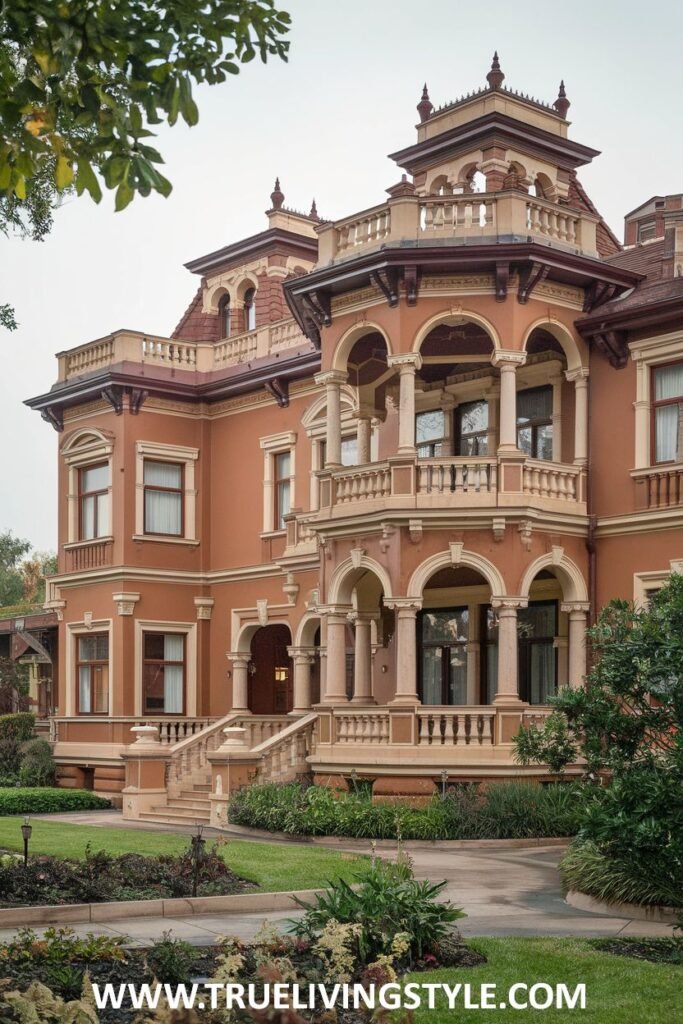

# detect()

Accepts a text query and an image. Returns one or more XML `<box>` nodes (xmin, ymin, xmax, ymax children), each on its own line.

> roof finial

<box><xmin>270</xmin><ymin>177</ymin><xmax>284</xmax><ymax>210</ymax></box>
<box><xmin>309</xmin><ymin>198</ymin><xmax>320</xmax><ymax>221</ymax></box>
<box><xmin>553</xmin><ymin>80</ymin><xmax>570</xmax><ymax>118</ymax></box>
<box><xmin>417</xmin><ymin>82</ymin><xmax>433</xmax><ymax>122</ymax></box>
<box><xmin>486</xmin><ymin>51</ymin><xmax>505</xmax><ymax>90</ymax></box>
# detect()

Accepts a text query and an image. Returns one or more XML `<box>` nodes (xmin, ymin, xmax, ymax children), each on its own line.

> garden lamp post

<box><xmin>21</xmin><ymin>817</ymin><xmax>32</xmax><ymax>867</ymax></box>
<box><xmin>190</xmin><ymin>824</ymin><xmax>205</xmax><ymax>898</ymax></box>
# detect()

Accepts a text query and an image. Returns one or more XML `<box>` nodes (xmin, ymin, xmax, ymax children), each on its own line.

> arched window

<box><xmin>219</xmin><ymin>294</ymin><xmax>231</xmax><ymax>338</ymax></box>
<box><xmin>243</xmin><ymin>287</ymin><xmax>256</xmax><ymax>332</ymax></box>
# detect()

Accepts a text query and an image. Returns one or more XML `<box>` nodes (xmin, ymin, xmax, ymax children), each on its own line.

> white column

<box><xmin>566</xmin><ymin>368</ymin><xmax>589</xmax><ymax>466</ymax></box>
<box><xmin>492</xmin><ymin>351</ymin><xmax>526</xmax><ymax>451</ymax></box>
<box><xmin>388</xmin><ymin>600</ymin><xmax>421</xmax><ymax>704</ymax></box>
<box><xmin>388</xmin><ymin>354</ymin><xmax>422</xmax><ymax>455</ymax></box>
<box><xmin>441</xmin><ymin>394</ymin><xmax>457</xmax><ymax>456</ymax></box>
<box><xmin>315</xmin><ymin>370</ymin><xmax>347</xmax><ymax>468</ymax></box>
<box><xmin>288</xmin><ymin>647</ymin><xmax>315</xmax><ymax>713</ymax></box>
<box><xmin>551</xmin><ymin>374</ymin><xmax>563</xmax><ymax>462</ymax></box>
<box><xmin>228</xmin><ymin>654</ymin><xmax>250</xmax><ymax>712</ymax></box>
<box><xmin>491</xmin><ymin>599</ymin><xmax>524</xmax><ymax>705</ymax></box>
<box><xmin>633</xmin><ymin>356</ymin><xmax>650</xmax><ymax>469</ymax></box>
<box><xmin>356</xmin><ymin>409</ymin><xmax>372</xmax><ymax>465</ymax></box>
<box><xmin>349</xmin><ymin>613</ymin><xmax>375</xmax><ymax>703</ymax></box>
<box><xmin>562</xmin><ymin>603</ymin><xmax>589</xmax><ymax>688</ymax></box>
<box><xmin>322</xmin><ymin>610</ymin><xmax>349</xmax><ymax>704</ymax></box>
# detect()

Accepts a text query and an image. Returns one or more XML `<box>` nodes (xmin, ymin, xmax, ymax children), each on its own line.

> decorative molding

<box><xmin>449</xmin><ymin>541</ymin><xmax>464</xmax><ymax>565</ymax></box>
<box><xmin>256</xmin><ymin>599</ymin><xmax>268</xmax><ymax>626</ymax></box>
<box><xmin>194</xmin><ymin>597</ymin><xmax>215</xmax><ymax>621</ymax></box>
<box><xmin>282</xmin><ymin>573</ymin><xmax>299</xmax><ymax>606</ymax></box>
<box><xmin>551</xmin><ymin>544</ymin><xmax>564</xmax><ymax>565</ymax></box>
<box><xmin>492</xmin><ymin>517</ymin><xmax>506</xmax><ymax>543</ymax></box>
<box><xmin>518</xmin><ymin>521</ymin><xmax>533</xmax><ymax>550</ymax></box>
<box><xmin>350</xmin><ymin>546</ymin><xmax>366</xmax><ymax>569</ymax></box>
<box><xmin>408</xmin><ymin>519</ymin><xmax>423</xmax><ymax>544</ymax></box>
<box><xmin>113</xmin><ymin>592</ymin><xmax>140</xmax><ymax>616</ymax></box>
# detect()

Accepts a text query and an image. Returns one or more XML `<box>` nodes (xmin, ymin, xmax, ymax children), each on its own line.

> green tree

<box><xmin>0</xmin><ymin>1</ymin><xmax>291</xmax><ymax>325</ymax></box>
<box><xmin>514</xmin><ymin>575</ymin><xmax>683</xmax><ymax>903</ymax></box>
<box><xmin>0</xmin><ymin>531</ymin><xmax>31</xmax><ymax>607</ymax></box>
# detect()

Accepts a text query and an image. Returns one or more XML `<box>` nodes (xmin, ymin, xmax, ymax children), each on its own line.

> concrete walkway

<box><xmin>0</xmin><ymin>811</ymin><xmax>674</xmax><ymax>945</ymax></box>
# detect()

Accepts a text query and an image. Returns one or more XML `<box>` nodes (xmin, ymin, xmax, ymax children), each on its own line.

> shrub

<box><xmin>18</xmin><ymin>739</ymin><xmax>56</xmax><ymax>787</ymax></box>
<box><xmin>0</xmin><ymin>713</ymin><xmax>35</xmax><ymax>781</ymax></box>
<box><xmin>290</xmin><ymin>858</ymin><xmax>463</xmax><ymax>966</ymax></box>
<box><xmin>146</xmin><ymin>932</ymin><xmax>199</xmax><ymax>984</ymax></box>
<box><xmin>560</xmin><ymin>839</ymin><xmax>682</xmax><ymax>909</ymax></box>
<box><xmin>0</xmin><ymin>787</ymin><xmax>110</xmax><ymax>815</ymax></box>
<box><xmin>228</xmin><ymin>780</ymin><xmax>582</xmax><ymax>841</ymax></box>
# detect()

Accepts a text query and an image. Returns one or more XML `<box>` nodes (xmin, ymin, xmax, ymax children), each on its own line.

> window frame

<box><xmin>134</xmin><ymin>441</ymin><xmax>199</xmax><ymax>543</ymax></box>
<box><xmin>75</xmin><ymin>631</ymin><xmax>110</xmax><ymax>716</ymax></box>
<box><xmin>456</xmin><ymin>399</ymin><xmax>489</xmax><ymax>456</ymax></box>
<box><xmin>78</xmin><ymin>462</ymin><xmax>110</xmax><ymax>541</ymax></box>
<box><xmin>259</xmin><ymin>431</ymin><xmax>296</xmax><ymax>535</ymax></box>
<box><xmin>142</xmin><ymin>631</ymin><xmax>186</xmax><ymax>716</ymax></box>
<box><xmin>143</xmin><ymin>459</ymin><xmax>185</xmax><ymax>537</ymax></box>
<box><xmin>274</xmin><ymin>450</ymin><xmax>292</xmax><ymax>532</ymax></box>
<box><xmin>516</xmin><ymin>385</ymin><xmax>554</xmax><ymax>461</ymax></box>
<box><xmin>243</xmin><ymin>287</ymin><xmax>256</xmax><ymax>332</ymax></box>
<box><xmin>417</xmin><ymin>605</ymin><xmax>469</xmax><ymax>706</ymax></box>
<box><xmin>650</xmin><ymin>358</ymin><xmax>683</xmax><ymax>466</ymax></box>
<box><xmin>219</xmin><ymin>293</ymin><xmax>231</xmax><ymax>338</ymax></box>
<box><xmin>415</xmin><ymin>408</ymin><xmax>446</xmax><ymax>459</ymax></box>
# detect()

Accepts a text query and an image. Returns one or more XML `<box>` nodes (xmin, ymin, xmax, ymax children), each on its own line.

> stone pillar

<box><xmin>228</xmin><ymin>654</ymin><xmax>250</xmax><ymax>712</ymax></box>
<box><xmin>566</xmin><ymin>368</ymin><xmax>589</xmax><ymax>466</ymax></box>
<box><xmin>349</xmin><ymin>612</ymin><xmax>375</xmax><ymax>703</ymax></box>
<box><xmin>287</xmin><ymin>647</ymin><xmax>315</xmax><ymax>713</ymax></box>
<box><xmin>551</xmin><ymin>374</ymin><xmax>563</xmax><ymax>462</ymax></box>
<box><xmin>315</xmin><ymin>370</ymin><xmax>347</xmax><ymax>468</ymax></box>
<box><xmin>388</xmin><ymin>354</ymin><xmax>422</xmax><ymax>455</ymax></box>
<box><xmin>388</xmin><ymin>599</ymin><xmax>421</xmax><ymax>704</ymax></box>
<box><xmin>492</xmin><ymin>351</ymin><xmax>526</xmax><ymax>451</ymax></box>
<box><xmin>562</xmin><ymin>602</ymin><xmax>589</xmax><ymax>689</ymax></box>
<box><xmin>441</xmin><ymin>393</ymin><xmax>457</xmax><ymax>456</ymax></box>
<box><xmin>491</xmin><ymin>599</ymin><xmax>525</xmax><ymax>705</ymax></box>
<box><xmin>322</xmin><ymin>610</ymin><xmax>349</xmax><ymax>704</ymax></box>
<box><xmin>356</xmin><ymin>409</ymin><xmax>373</xmax><ymax>465</ymax></box>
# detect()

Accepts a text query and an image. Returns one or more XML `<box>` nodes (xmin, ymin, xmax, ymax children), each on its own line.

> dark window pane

<box><xmin>421</xmin><ymin>608</ymin><xmax>469</xmax><ymax>643</ymax></box>
<box><xmin>144</xmin><ymin>633</ymin><xmax>166</xmax><ymax>660</ymax></box>
<box><xmin>416</xmin><ymin>410</ymin><xmax>445</xmax><ymax>444</ymax></box>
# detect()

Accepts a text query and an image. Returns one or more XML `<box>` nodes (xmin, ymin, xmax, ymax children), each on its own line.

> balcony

<box><xmin>309</xmin><ymin>454</ymin><xmax>586</xmax><ymax>522</ymax></box>
<box><xmin>316</xmin><ymin>189</ymin><xmax>600</xmax><ymax>265</ymax></box>
<box><xmin>633</xmin><ymin>464</ymin><xmax>683</xmax><ymax>510</ymax></box>
<box><xmin>56</xmin><ymin>317</ymin><xmax>307</xmax><ymax>384</ymax></box>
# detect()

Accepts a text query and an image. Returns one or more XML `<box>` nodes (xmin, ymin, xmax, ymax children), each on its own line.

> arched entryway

<box><xmin>249</xmin><ymin>624</ymin><xmax>293</xmax><ymax>714</ymax></box>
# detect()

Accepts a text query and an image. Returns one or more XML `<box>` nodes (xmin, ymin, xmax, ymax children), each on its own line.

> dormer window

<box><xmin>637</xmin><ymin>221</ymin><xmax>656</xmax><ymax>243</ymax></box>
<box><xmin>219</xmin><ymin>294</ymin><xmax>231</xmax><ymax>338</ymax></box>
<box><xmin>244</xmin><ymin>287</ymin><xmax>256</xmax><ymax>331</ymax></box>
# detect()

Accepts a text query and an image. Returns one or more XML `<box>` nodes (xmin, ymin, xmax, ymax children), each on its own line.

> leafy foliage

<box><xmin>0</xmin><ymin>530</ymin><xmax>56</xmax><ymax>608</ymax></box>
<box><xmin>0</xmin><ymin>1</ymin><xmax>291</xmax><ymax>210</ymax></box>
<box><xmin>145</xmin><ymin>931</ymin><xmax>199</xmax><ymax>985</ymax></box>
<box><xmin>561</xmin><ymin>840</ymin><xmax>681</xmax><ymax>909</ymax></box>
<box><xmin>290</xmin><ymin>858</ymin><xmax>463</xmax><ymax>966</ymax></box>
<box><xmin>18</xmin><ymin>737</ymin><xmax>56</xmax><ymax>787</ymax></box>
<box><xmin>228</xmin><ymin>780</ymin><xmax>582</xmax><ymax>840</ymax></box>
<box><xmin>0</xmin><ymin>712</ymin><xmax>34</xmax><ymax>781</ymax></box>
<box><xmin>514</xmin><ymin>574</ymin><xmax>683</xmax><ymax>906</ymax></box>
<box><xmin>0</xmin><ymin>787</ymin><xmax>110</xmax><ymax>815</ymax></box>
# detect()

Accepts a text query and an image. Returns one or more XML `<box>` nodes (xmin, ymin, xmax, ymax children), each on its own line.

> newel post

<box><xmin>121</xmin><ymin>724</ymin><xmax>170</xmax><ymax>820</ymax></box>
<box><xmin>207</xmin><ymin>726</ymin><xmax>260</xmax><ymax>828</ymax></box>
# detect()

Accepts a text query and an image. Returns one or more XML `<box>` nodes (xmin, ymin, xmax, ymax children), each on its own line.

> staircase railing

<box><xmin>249</xmin><ymin>712</ymin><xmax>318</xmax><ymax>784</ymax></box>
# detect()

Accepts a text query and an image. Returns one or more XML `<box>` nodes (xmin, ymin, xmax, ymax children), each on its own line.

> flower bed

<box><xmin>228</xmin><ymin>781</ymin><xmax>583</xmax><ymax>840</ymax></box>
<box><xmin>0</xmin><ymin>843</ymin><xmax>252</xmax><ymax>907</ymax></box>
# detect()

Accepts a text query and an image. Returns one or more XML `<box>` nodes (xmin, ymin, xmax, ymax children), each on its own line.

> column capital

<box><xmin>315</xmin><ymin>369</ymin><xmax>348</xmax><ymax>387</ymax></box>
<box><xmin>560</xmin><ymin>601</ymin><xmax>590</xmax><ymax>615</ymax></box>
<box><xmin>347</xmin><ymin>610</ymin><xmax>379</xmax><ymax>625</ymax></box>
<box><xmin>384</xmin><ymin>597</ymin><xmax>422</xmax><ymax>614</ymax></box>
<box><xmin>491</xmin><ymin>349</ymin><xmax>527</xmax><ymax>368</ymax></box>
<box><xmin>490</xmin><ymin>596</ymin><xmax>528</xmax><ymax>611</ymax></box>
<box><xmin>356</xmin><ymin>403</ymin><xmax>376</xmax><ymax>420</ymax></box>
<box><xmin>565</xmin><ymin>366</ymin><xmax>590</xmax><ymax>384</ymax></box>
<box><xmin>227</xmin><ymin>652</ymin><xmax>250</xmax><ymax>666</ymax></box>
<box><xmin>287</xmin><ymin>646</ymin><xmax>316</xmax><ymax>665</ymax></box>
<box><xmin>387</xmin><ymin>352</ymin><xmax>423</xmax><ymax>372</ymax></box>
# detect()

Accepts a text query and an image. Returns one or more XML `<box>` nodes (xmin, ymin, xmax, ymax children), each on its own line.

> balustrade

<box><xmin>420</xmin><ymin>195</ymin><xmax>496</xmax><ymax>235</ymax></box>
<box><xmin>334</xmin><ymin>711</ymin><xmax>390</xmax><ymax>745</ymax></box>
<box><xmin>417</xmin><ymin>458</ymin><xmax>497</xmax><ymax>496</ymax></box>
<box><xmin>526</xmin><ymin>200</ymin><xmax>579</xmax><ymax>245</ymax></box>
<box><xmin>639</xmin><ymin>466</ymin><xmax>683</xmax><ymax>508</ymax></box>
<box><xmin>334</xmin><ymin>463</ymin><xmax>391</xmax><ymax>503</ymax></box>
<box><xmin>335</xmin><ymin>205</ymin><xmax>392</xmax><ymax>257</ymax></box>
<box><xmin>65</xmin><ymin>540</ymin><xmax>112</xmax><ymax>572</ymax></box>
<box><xmin>416</xmin><ymin>708</ymin><xmax>495</xmax><ymax>746</ymax></box>
<box><xmin>522</xmin><ymin>460</ymin><xmax>579</xmax><ymax>501</ymax></box>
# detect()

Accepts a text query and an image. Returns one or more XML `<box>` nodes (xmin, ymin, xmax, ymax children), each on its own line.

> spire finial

<box><xmin>553</xmin><ymin>80</ymin><xmax>570</xmax><ymax>118</ymax></box>
<box><xmin>309</xmin><ymin>198</ymin><xmax>319</xmax><ymax>221</ymax></box>
<box><xmin>417</xmin><ymin>82</ymin><xmax>433</xmax><ymax>122</ymax></box>
<box><xmin>486</xmin><ymin>51</ymin><xmax>505</xmax><ymax>90</ymax></box>
<box><xmin>270</xmin><ymin>177</ymin><xmax>284</xmax><ymax>210</ymax></box>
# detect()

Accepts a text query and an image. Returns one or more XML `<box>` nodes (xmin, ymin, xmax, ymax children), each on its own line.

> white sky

<box><xmin>1</xmin><ymin>0</ymin><xmax>682</xmax><ymax>552</ymax></box>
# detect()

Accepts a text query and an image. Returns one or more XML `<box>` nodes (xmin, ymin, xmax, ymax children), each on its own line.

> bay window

<box><xmin>144</xmin><ymin>460</ymin><xmax>183</xmax><ymax>536</ymax></box>
<box><xmin>143</xmin><ymin>632</ymin><xmax>185</xmax><ymax>714</ymax></box>
<box><xmin>79</xmin><ymin>463</ymin><xmax>110</xmax><ymax>539</ymax></box>
<box><xmin>653</xmin><ymin>362</ymin><xmax>683</xmax><ymax>463</ymax></box>
<box><xmin>77</xmin><ymin>633</ymin><xmax>109</xmax><ymax>714</ymax></box>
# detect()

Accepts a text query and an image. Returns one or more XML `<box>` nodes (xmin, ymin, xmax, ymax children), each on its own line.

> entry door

<box><xmin>418</xmin><ymin>608</ymin><xmax>468</xmax><ymax>705</ymax></box>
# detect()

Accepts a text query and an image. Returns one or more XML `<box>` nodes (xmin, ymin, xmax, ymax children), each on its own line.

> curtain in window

<box><xmin>82</xmin><ymin>496</ymin><xmax>96</xmax><ymax>540</ymax></box>
<box><xmin>655</xmin><ymin>364</ymin><xmax>683</xmax><ymax>401</ymax></box>
<box><xmin>655</xmin><ymin>406</ymin><xmax>679</xmax><ymax>462</ymax></box>
<box><xmin>529</xmin><ymin>643</ymin><xmax>556</xmax><ymax>704</ymax></box>
<box><xmin>97</xmin><ymin>493</ymin><xmax>110</xmax><ymax>535</ymax></box>
<box><xmin>421</xmin><ymin>648</ymin><xmax>442</xmax><ymax>704</ymax></box>
<box><xmin>79</xmin><ymin>666</ymin><xmax>91</xmax><ymax>713</ymax></box>
<box><xmin>517</xmin><ymin>387</ymin><xmax>552</xmax><ymax>421</ymax></box>
<box><xmin>163</xmin><ymin>635</ymin><xmax>183</xmax><ymax>713</ymax></box>
<box><xmin>145</xmin><ymin>491</ymin><xmax>182</xmax><ymax>534</ymax></box>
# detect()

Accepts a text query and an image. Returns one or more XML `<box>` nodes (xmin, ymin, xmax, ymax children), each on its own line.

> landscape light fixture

<box><xmin>190</xmin><ymin>823</ymin><xmax>206</xmax><ymax>897</ymax></box>
<box><xmin>440</xmin><ymin>769</ymin><xmax>449</xmax><ymax>800</ymax></box>
<box><xmin>21</xmin><ymin>817</ymin><xmax>32</xmax><ymax>867</ymax></box>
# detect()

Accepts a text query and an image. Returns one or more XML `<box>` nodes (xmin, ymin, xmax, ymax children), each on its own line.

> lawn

<box><xmin>413</xmin><ymin>937</ymin><xmax>680</xmax><ymax>1023</ymax></box>
<box><xmin>0</xmin><ymin>818</ymin><xmax>366</xmax><ymax>893</ymax></box>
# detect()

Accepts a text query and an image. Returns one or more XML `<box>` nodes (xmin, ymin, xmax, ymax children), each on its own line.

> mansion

<box><xmin>24</xmin><ymin>55</ymin><xmax>683</xmax><ymax>818</ymax></box>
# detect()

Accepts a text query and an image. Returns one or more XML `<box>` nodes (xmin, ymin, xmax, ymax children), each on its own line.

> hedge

<box><xmin>0</xmin><ymin>788</ymin><xmax>111</xmax><ymax>815</ymax></box>
<box><xmin>228</xmin><ymin>781</ymin><xmax>583</xmax><ymax>840</ymax></box>
<box><xmin>0</xmin><ymin>713</ymin><xmax>35</xmax><ymax>744</ymax></box>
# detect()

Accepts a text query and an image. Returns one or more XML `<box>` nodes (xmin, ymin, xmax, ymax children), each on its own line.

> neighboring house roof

<box><xmin>605</xmin><ymin>238</ymin><xmax>666</xmax><ymax>278</ymax></box>
<box><xmin>172</xmin><ymin>287</ymin><xmax>220</xmax><ymax>342</ymax></box>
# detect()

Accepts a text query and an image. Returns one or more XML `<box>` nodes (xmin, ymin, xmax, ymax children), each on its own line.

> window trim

<box><xmin>61</xmin><ymin>431</ymin><xmax>114</xmax><ymax>545</ymax></box>
<box><xmin>259</xmin><ymin>431</ymin><xmax>296</xmax><ymax>535</ymax></box>
<box><xmin>516</xmin><ymin>385</ymin><xmax>554</xmax><ymax>461</ymax></box>
<box><xmin>650</xmin><ymin>358</ymin><xmax>683</xmax><ymax>466</ymax></box>
<box><xmin>630</xmin><ymin>332</ymin><xmax>683</xmax><ymax>470</ymax></box>
<box><xmin>78</xmin><ymin>462</ymin><xmax>110</xmax><ymax>541</ymax></box>
<box><xmin>134</xmin><ymin>620</ymin><xmax>197</xmax><ymax>717</ymax></box>
<box><xmin>143</xmin><ymin>459</ymin><xmax>185</xmax><ymax>537</ymax></box>
<box><xmin>65</xmin><ymin>619</ymin><xmax>113</xmax><ymax>717</ymax></box>
<box><xmin>75</xmin><ymin>631</ymin><xmax>110</xmax><ymax>715</ymax></box>
<box><xmin>134</xmin><ymin>441</ymin><xmax>199</xmax><ymax>543</ymax></box>
<box><xmin>274</xmin><ymin>451</ymin><xmax>292</xmax><ymax>532</ymax></box>
<box><xmin>456</xmin><ymin>399</ymin><xmax>490</xmax><ymax>456</ymax></box>
<box><xmin>142</xmin><ymin>631</ymin><xmax>186</xmax><ymax>716</ymax></box>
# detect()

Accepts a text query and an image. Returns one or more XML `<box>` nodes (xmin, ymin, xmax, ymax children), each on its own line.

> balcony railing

<box><xmin>57</xmin><ymin>317</ymin><xmax>307</xmax><ymax>383</ymax></box>
<box><xmin>633</xmin><ymin>465</ymin><xmax>683</xmax><ymax>509</ymax></box>
<box><xmin>312</xmin><ymin>455</ymin><xmax>586</xmax><ymax>520</ymax></box>
<box><xmin>317</xmin><ymin>189</ymin><xmax>599</xmax><ymax>265</ymax></box>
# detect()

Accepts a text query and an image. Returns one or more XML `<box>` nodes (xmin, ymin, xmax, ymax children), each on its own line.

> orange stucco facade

<box><xmin>27</xmin><ymin>58</ymin><xmax>683</xmax><ymax>816</ymax></box>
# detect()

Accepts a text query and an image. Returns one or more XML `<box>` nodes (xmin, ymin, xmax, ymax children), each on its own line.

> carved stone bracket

<box><xmin>495</xmin><ymin>261</ymin><xmax>509</xmax><ymax>302</ymax></box>
<box><xmin>194</xmin><ymin>597</ymin><xmax>215</xmax><ymax>621</ymax></box>
<box><xmin>492</xmin><ymin>517</ymin><xmax>506</xmax><ymax>543</ymax></box>
<box><xmin>282</xmin><ymin>572</ymin><xmax>299</xmax><ymax>606</ymax></box>
<box><xmin>593</xmin><ymin>329</ymin><xmax>629</xmax><ymax>369</ymax></box>
<box><xmin>379</xmin><ymin>523</ymin><xmax>395</xmax><ymax>554</ymax></box>
<box><xmin>582</xmin><ymin>280</ymin><xmax>621</xmax><ymax>313</ymax></box>
<box><xmin>518</xmin><ymin>521</ymin><xmax>533</xmax><ymax>550</ymax></box>
<box><xmin>264</xmin><ymin>377</ymin><xmax>289</xmax><ymax>408</ymax></box>
<box><xmin>403</xmin><ymin>264</ymin><xmax>419</xmax><ymax>305</ymax></box>
<box><xmin>129</xmin><ymin>388</ymin><xmax>149</xmax><ymax>414</ymax></box>
<box><xmin>113</xmin><ymin>592</ymin><xmax>140</xmax><ymax>616</ymax></box>
<box><xmin>408</xmin><ymin>519</ymin><xmax>423</xmax><ymax>544</ymax></box>
<box><xmin>101</xmin><ymin>385</ymin><xmax>124</xmax><ymax>415</ymax></box>
<box><xmin>41</xmin><ymin>406</ymin><xmax>64</xmax><ymax>432</ymax></box>
<box><xmin>304</xmin><ymin>290</ymin><xmax>331</xmax><ymax>327</ymax></box>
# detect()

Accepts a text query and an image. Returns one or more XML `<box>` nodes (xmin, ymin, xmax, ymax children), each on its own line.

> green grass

<box><xmin>412</xmin><ymin>937</ymin><xmax>680</xmax><ymax>1023</ymax></box>
<box><xmin>0</xmin><ymin>818</ymin><xmax>366</xmax><ymax>893</ymax></box>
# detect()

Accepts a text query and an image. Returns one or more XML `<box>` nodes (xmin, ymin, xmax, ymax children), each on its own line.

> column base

<box><xmin>492</xmin><ymin>693</ymin><xmax>526</xmax><ymax>707</ymax></box>
<box><xmin>390</xmin><ymin>694</ymin><xmax>420</xmax><ymax>705</ymax></box>
<box><xmin>230</xmin><ymin>707</ymin><xmax>252</xmax><ymax>714</ymax></box>
<box><xmin>289</xmin><ymin>708</ymin><xmax>311</xmax><ymax>716</ymax></box>
<box><xmin>320</xmin><ymin>695</ymin><xmax>349</xmax><ymax>705</ymax></box>
<box><xmin>351</xmin><ymin>695</ymin><xmax>376</xmax><ymax>704</ymax></box>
